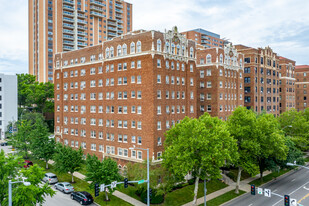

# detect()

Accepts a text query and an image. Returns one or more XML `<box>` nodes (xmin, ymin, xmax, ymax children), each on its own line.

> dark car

<box><xmin>71</xmin><ymin>191</ymin><xmax>93</xmax><ymax>205</ymax></box>
<box><xmin>0</xmin><ymin>142</ymin><xmax>8</xmax><ymax>146</ymax></box>
<box><xmin>24</xmin><ymin>160</ymin><xmax>33</xmax><ymax>168</ymax></box>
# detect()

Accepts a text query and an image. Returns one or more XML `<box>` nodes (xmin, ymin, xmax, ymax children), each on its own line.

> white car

<box><xmin>43</xmin><ymin>173</ymin><xmax>58</xmax><ymax>184</ymax></box>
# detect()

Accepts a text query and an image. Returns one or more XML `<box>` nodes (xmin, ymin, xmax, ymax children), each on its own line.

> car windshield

<box><xmin>82</xmin><ymin>192</ymin><xmax>92</xmax><ymax>198</ymax></box>
<box><xmin>50</xmin><ymin>176</ymin><xmax>57</xmax><ymax>178</ymax></box>
<box><xmin>65</xmin><ymin>183</ymin><xmax>72</xmax><ymax>187</ymax></box>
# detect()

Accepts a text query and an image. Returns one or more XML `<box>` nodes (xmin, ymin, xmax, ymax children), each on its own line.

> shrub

<box><xmin>188</xmin><ymin>178</ymin><xmax>195</xmax><ymax>185</ymax></box>
<box><xmin>140</xmin><ymin>188</ymin><xmax>164</xmax><ymax>204</ymax></box>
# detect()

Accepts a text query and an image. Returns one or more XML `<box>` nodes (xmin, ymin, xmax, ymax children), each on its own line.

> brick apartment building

<box><xmin>29</xmin><ymin>0</ymin><xmax>132</xmax><ymax>83</ymax></box>
<box><xmin>182</xmin><ymin>28</ymin><xmax>225</xmax><ymax>48</ymax></box>
<box><xmin>234</xmin><ymin>45</ymin><xmax>295</xmax><ymax>116</ymax></box>
<box><xmin>196</xmin><ymin>44</ymin><xmax>244</xmax><ymax>120</ymax></box>
<box><xmin>295</xmin><ymin>65</ymin><xmax>309</xmax><ymax>111</ymax></box>
<box><xmin>278</xmin><ymin>57</ymin><xmax>296</xmax><ymax>113</ymax></box>
<box><xmin>54</xmin><ymin>27</ymin><xmax>199</xmax><ymax>165</ymax></box>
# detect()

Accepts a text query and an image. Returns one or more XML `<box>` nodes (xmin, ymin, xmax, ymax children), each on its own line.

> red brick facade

<box><xmin>295</xmin><ymin>65</ymin><xmax>309</xmax><ymax>111</ymax></box>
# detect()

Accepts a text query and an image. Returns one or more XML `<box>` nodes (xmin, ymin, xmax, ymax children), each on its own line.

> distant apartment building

<box><xmin>54</xmin><ymin>27</ymin><xmax>199</xmax><ymax>165</ymax></box>
<box><xmin>278</xmin><ymin>57</ymin><xmax>296</xmax><ymax>113</ymax></box>
<box><xmin>196</xmin><ymin>44</ymin><xmax>244</xmax><ymax>120</ymax></box>
<box><xmin>29</xmin><ymin>0</ymin><xmax>132</xmax><ymax>83</ymax></box>
<box><xmin>0</xmin><ymin>74</ymin><xmax>18</xmax><ymax>140</ymax></box>
<box><xmin>235</xmin><ymin>45</ymin><xmax>282</xmax><ymax>116</ymax></box>
<box><xmin>182</xmin><ymin>28</ymin><xmax>225</xmax><ymax>48</ymax></box>
<box><xmin>295</xmin><ymin>65</ymin><xmax>309</xmax><ymax>111</ymax></box>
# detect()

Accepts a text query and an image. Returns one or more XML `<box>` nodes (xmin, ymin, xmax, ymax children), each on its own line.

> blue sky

<box><xmin>0</xmin><ymin>0</ymin><xmax>308</xmax><ymax>75</ymax></box>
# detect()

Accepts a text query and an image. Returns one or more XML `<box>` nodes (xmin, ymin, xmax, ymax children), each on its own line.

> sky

<box><xmin>0</xmin><ymin>0</ymin><xmax>308</xmax><ymax>75</ymax></box>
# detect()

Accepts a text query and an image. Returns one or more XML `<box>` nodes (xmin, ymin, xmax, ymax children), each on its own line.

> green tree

<box><xmin>303</xmin><ymin>108</ymin><xmax>309</xmax><ymax>122</ymax></box>
<box><xmin>0</xmin><ymin>150</ymin><xmax>55</xmax><ymax>205</ymax></box>
<box><xmin>254</xmin><ymin>113</ymin><xmax>288</xmax><ymax>182</ymax></box>
<box><xmin>26</xmin><ymin>82</ymin><xmax>54</xmax><ymax>113</ymax></box>
<box><xmin>30</xmin><ymin>118</ymin><xmax>55</xmax><ymax>169</ymax></box>
<box><xmin>278</xmin><ymin>109</ymin><xmax>309</xmax><ymax>150</ymax></box>
<box><xmin>53</xmin><ymin>144</ymin><xmax>84</xmax><ymax>183</ymax></box>
<box><xmin>227</xmin><ymin>107</ymin><xmax>259</xmax><ymax>193</ymax></box>
<box><xmin>9</xmin><ymin>120</ymin><xmax>33</xmax><ymax>159</ymax></box>
<box><xmin>17</xmin><ymin>74</ymin><xmax>36</xmax><ymax>107</ymax></box>
<box><xmin>163</xmin><ymin>113</ymin><xmax>238</xmax><ymax>205</ymax></box>
<box><xmin>85</xmin><ymin>155</ymin><xmax>122</xmax><ymax>201</ymax></box>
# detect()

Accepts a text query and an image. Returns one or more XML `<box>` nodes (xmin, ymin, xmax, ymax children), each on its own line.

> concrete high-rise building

<box><xmin>182</xmin><ymin>28</ymin><xmax>225</xmax><ymax>48</ymax></box>
<box><xmin>295</xmin><ymin>65</ymin><xmax>309</xmax><ymax>111</ymax></box>
<box><xmin>0</xmin><ymin>74</ymin><xmax>18</xmax><ymax>140</ymax></box>
<box><xmin>29</xmin><ymin>0</ymin><xmax>133</xmax><ymax>83</ymax></box>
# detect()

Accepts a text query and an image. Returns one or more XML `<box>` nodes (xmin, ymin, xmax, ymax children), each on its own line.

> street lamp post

<box><xmin>129</xmin><ymin>146</ymin><xmax>150</xmax><ymax>206</ymax></box>
<box><xmin>286</xmin><ymin>163</ymin><xmax>309</xmax><ymax>170</ymax></box>
<box><xmin>9</xmin><ymin>178</ymin><xmax>31</xmax><ymax>206</ymax></box>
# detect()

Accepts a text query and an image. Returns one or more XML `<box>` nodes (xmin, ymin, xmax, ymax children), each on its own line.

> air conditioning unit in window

<box><xmin>158</xmin><ymin>142</ymin><xmax>162</xmax><ymax>146</ymax></box>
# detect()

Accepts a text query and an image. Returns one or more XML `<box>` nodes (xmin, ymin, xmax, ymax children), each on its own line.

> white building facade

<box><xmin>0</xmin><ymin>74</ymin><xmax>18</xmax><ymax>140</ymax></box>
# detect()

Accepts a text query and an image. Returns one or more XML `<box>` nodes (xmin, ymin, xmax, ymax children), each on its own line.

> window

<box><xmin>130</xmin><ymin>42</ymin><xmax>135</xmax><ymax>54</ymax></box>
<box><xmin>157</xmin><ymin>59</ymin><xmax>161</xmax><ymax>67</ymax></box>
<box><xmin>206</xmin><ymin>54</ymin><xmax>211</xmax><ymax>64</ymax></box>
<box><xmin>136</xmin><ymin>41</ymin><xmax>141</xmax><ymax>53</ymax></box>
<box><xmin>244</xmin><ymin>57</ymin><xmax>250</xmax><ymax>63</ymax></box>
<box><xmin>207</xmin><ymin>81</ymin><xmax>212</xmax><ymax>88</ymax></box>
<box><xmin>157</xmin><ymin>121</ymin><xmax>161</xmax><ymax>130</ymax></box>
<box><xmin>244</xmin><ymin>77</ymin><xmax>251</xmax><ymax>83</ymax></box>
<box><xmin>157</xmin><ymin>75</ymin><xmax>161</xmax><ymax>83</ymax></box>
<box><xmin>244</xmin><ymin>67</ymin><xmax>250</xmax><ymax>73</ymax></box>
<box><xmin>157</xmin><ymin>39</ymin><xmax>162</xmax><ymax>52</ymax></box>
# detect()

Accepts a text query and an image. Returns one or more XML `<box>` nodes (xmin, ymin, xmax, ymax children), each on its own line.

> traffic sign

<box><xmin>264</xmin><ymin>188</ymin><xmax>271</xmax><ymax>197</ymax></box>
<box><xmin>290</xmin><ymin>199</ymin><xmax>297</xmax><ymax>206</ymax></box>
<box><xmin>138</xmin><ymin>179</ymin><xmax>145</xmax><ymax>184</ymax></box>
<box><xmin>257</xmin><ymin>188</ymin><xmax>263</xmax><ymax>195</ymax></box>
<box><xmin>111</xmin><ymin>181</ymin><xmax>117</xmax><ymax>189</ymax></box>
<box><xmin>100</xmin><ymin>184</ymin><xmax>105</xmax><ymax>192</ymax></box>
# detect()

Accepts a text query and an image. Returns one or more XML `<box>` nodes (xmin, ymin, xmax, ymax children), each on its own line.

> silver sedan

<box><xmin>54</xmin><ymin>182</ymin><xmax>74</xmax><ymax>194</ymax></box>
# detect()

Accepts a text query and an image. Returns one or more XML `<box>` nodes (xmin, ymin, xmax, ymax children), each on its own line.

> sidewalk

<box><xmin>48</xmin><ymin>160</ymin><xmax>145</xmax><ymax>206</ymax></box>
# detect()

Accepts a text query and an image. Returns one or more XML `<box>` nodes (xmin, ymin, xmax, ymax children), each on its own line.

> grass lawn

<box><xmin>226</xmin><ymin>169</ymin><xmax>252</xmax><ymax>182</ymax></box>
<box><xmin>31</xmin><ymin>158</ymin><xmax>132</xmax><ymax>206</ymax></box>
<box><xmin>199</xmin><ymin>190</ymin><xmax>246</xmax><ymax>206</ymax></box>
<box><xmin>119</xmin><ymin>179</ymin><xmax>227</xmax><ymax>206</ymax></box>
<box><xmin>249</xmin><ymin>169</ymin><xmax>291</xmax><ymax>187</ymax></box>
<box><xmin>78</xmin><ymin>163</ymin><xmax>87</xmax><ymax>175</ymax></box>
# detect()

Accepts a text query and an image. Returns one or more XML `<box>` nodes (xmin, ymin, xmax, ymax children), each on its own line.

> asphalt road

<box><xmin>42</xmin><ymin>184</ymin><xmax>97</xmax><ymax>206</ymax></box>
<box><xmin>223</xmin><ymin>166</ymin><xmax>309</xmax><ymax>206</ymax></box>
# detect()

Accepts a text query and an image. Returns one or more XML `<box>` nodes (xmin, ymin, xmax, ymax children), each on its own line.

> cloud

<box><xmin>1</xmin><ymin>0</ymin><xmax>308</xmax><ymax>75</ymax></box>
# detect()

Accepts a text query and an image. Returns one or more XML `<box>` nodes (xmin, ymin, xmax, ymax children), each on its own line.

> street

<box><xmin>223</xmin><ymin>166</ymin><xmax>309</xmax><ymax>206</ymax></box>
<box><xmin>41</xmin><ymin>184</ymin><xmax>97</xmax><ymax>206</ymax></box>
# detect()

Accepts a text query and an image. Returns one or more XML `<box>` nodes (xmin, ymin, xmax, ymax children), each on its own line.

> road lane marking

<box><xmin>298</xmin><ymin>192</ymin><xmax>309</xmax><ymax>203</ymax></box>
<box><xmin>248</xmin><ymin>204</ymin><xmax>252</xmax><ymax>206</ymax></box>
<box><xmin>273</xmin><ymin>189</ymin><xmax>277</xmax><ymax>192</ymax></box>
<box><xmin>291</xmin><ymin>178</ymin><xmax>295</xmax><ymax>182</ymax></box>
<box><xmin>304</xmin><ymin>186</ymin><xmax>309</xmax><ymax>190</ymax></box>
<box><xmin>289</xmin><ymin>180</ymin><xmax>309</xmax><ymax>196</ymax></box>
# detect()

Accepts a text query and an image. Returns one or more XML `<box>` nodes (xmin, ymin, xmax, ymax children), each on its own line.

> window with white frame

<box><xmin>157</xmin><ymin>121</ymin><xmax>161</xmax><ymax>130</ymax></box>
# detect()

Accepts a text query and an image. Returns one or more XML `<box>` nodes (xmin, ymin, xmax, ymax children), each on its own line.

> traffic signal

<box><xmin>251</xmin><ymin>184</ymin><xmax>256</xmax><ymax>195</ymax></box>
<box><xmin>95</xmin><ymin>183</ymin><xmax>100</xmax><ymax>197</ymax></box>
<box><xmin>149</xmin><ymin>188</ymin><xmax>152</xmax><ymax>197</ymax></box>
<box><xmin>284</xmin><ymin>195</ymin><xmax>290</xmax><ymax>206</ymax></box>
<box><xmin>124</xmin><ymin>178</ymin><xmax>128</xmax><ymax>188</ymax></box>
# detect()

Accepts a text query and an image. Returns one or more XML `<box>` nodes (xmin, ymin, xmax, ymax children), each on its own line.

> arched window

<box><xmin>130</xmin><ymin>42</ymin><xmax>135</xmax><ymax>54</ymax></box>
<box><xmin>176</xmin><ymin>44</ymin><xmax>180</xmax><ymax>55</ymax></box>
<box><xmin>118</xmin><ymin>165</ymin><xmax>122</xmax><ymax>170</ymax></box>
<box><xmin>206</xmin><ymin>54</ymin><xmax>211</xmax><ymax>64</ymax></box>
<box><xmin>239</xmin><ymin>58</ymin><xmax>242</xmax><ymax>67</ymax></box>
<box><xmin>182</xmin><ymin>46</ymin><xmax>185</xmax><ymax>56</ymax></box>
<box><xmin>110</xmin><ymin>47</ymin><xmax>114</xmax><ymax>57</ymax></box>
<box><xmin>220</xmin><ymin>54</ymin><xmax>223</xmax><ymax>64</ymax></box>
<box><xmin>166</xmin><ymin>42</ymin><xmax>170</xmax><ymax>54</ymax></box>
<box><xmin>122</xmin><ymin>44</ymin><xmax>127</xmax><ymax>55</ymax></box>
<box><xmin>117</xmin><ymin>45</ymin><xmax>122</xmax><ymax>56</ymax></box>
<box><xmin>157</xmin><ymin>39</ymin><xmax>161</xmax><ymax>52</ymax></box>
<box><xmin>171</xmin><ymin>43</ymin><xmax>175</xmax><ymax>54</ymax></box>
<box><xmin>190</xmin><ymin>47</ymin><xmax>194</xmax><ymax>58</ymax></box>
<box><xmin>136</xmin><ymin>41</ymin><xmax>141</xmax><ymax>53</ymax></box>
<box><xmin>105</xmin><ymin>48</ymin><xmax>110</xmax><ymax>59</ymax></box>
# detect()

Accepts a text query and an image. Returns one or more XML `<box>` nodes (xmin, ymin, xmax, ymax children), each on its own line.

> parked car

<box><xmin>23</xmin><ymin>160</ymin><xmax>33</xmax><ymax>168</ymax></box>
<box><xmin>71</xmin><ymin>191</ymin><xmax>93</xmax><ymax>205</ymax></box>
<box><xmin>55</xmin><ymin>182</ymin><xmax>74</xmax><ymax>194</ymax></box>
<box><xmin>0</xmin><ymin>142</ymin><xmax>8</xmax><ymax>146</ymax></box>
<box><xmin>43</xmin><ymin>173</ymin><xmax>58</xmax><ymax>184</ymax></box>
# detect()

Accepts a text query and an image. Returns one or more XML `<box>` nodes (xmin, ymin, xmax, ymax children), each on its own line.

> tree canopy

<box><xmin>163</xmin><ymin>113</ymin><xmax>238</xmax><ymax>205</ymax></box>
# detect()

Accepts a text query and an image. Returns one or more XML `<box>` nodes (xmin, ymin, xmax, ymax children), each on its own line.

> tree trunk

<box><xmin>192</xmin><ymin>168</ymin><xmax>201</xmax><ymax>206</ymax></box>
<box><xmin>260</xmin><ymin>168</ymin><xmax>263</xmax><ymax>183</ymax></box>
<box><xmin>71</xmin><ymin>173</ymin><xmax>74</xmax><ymax>183</ymax></box>
<box><xmin>259</xmin><ymin>158</ymin><xmax>264</xmax><ymax>183</ymax></box>
<box><xmin>45</xmin><ymin>160</ymin><xmax>49</xmax><ymax>169</ymax></box>
<box><xmin>235</xmin><ymin>167</ymin><xmax>242</xmax><ymax>194</ymax></box>
<box><xmin>105</xmin><ymin>188</ymin><xmax>109</xmax><ymax>201</ymax></box>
